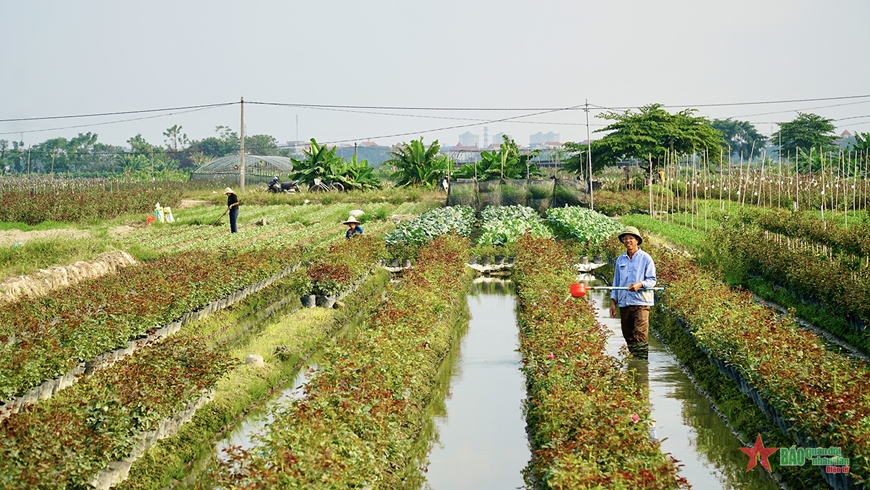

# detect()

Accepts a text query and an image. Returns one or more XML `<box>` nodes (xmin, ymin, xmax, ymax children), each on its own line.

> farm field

<box><xmin>1</xmin><ymin>180</ymin><xmax>868</xmax><ymax>489</ymax></box>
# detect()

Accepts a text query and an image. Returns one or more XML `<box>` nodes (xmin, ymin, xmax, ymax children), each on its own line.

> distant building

<box><xmin>458</xmin><ymin>132</ymin><xmax>480</xmax><ymax>148</ymax></box>
<box><xmin>841</xmin><ymin>130</ymin><xmax>852</xmax><ymax>138</ymax></box>
<box><xmin>492</xmin><ymin>132</ymin><xmax>510</xmax><ymax>147</ymax></box>
<box><xmin>530</xmin><ymin>131</ymin><xmax>559</xmax><ymax>148</ymax></box>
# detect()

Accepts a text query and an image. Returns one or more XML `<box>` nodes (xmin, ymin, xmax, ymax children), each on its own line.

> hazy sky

<box><xmin>2</xmin><ymin>0</ymin><xmax>869</xmax><ymax>150</ymax></box>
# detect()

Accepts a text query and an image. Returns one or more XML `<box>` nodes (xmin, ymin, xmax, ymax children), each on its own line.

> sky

<box><xmin>2</xmin><ymin>0</ymin><xmax>869</xmax><ymax>150</ymax></box>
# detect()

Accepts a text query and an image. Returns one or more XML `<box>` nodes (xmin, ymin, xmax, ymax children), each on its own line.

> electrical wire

<box><xmin>0</xmin><ymin>102</ymin><xmax>236</xmax><ymax>123</ymax></box>
<box><xmin>0</xmin><ymin>106</ymin><xmax>227</xmax><ymax>136</ymax></box>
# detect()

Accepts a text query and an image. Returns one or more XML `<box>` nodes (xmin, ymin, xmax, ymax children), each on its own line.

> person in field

<box><xmin>343</xmin><ymin>216</ymin><xmax>363</xmax><ymax>240</ymax></box>
<box><xmin>609</xmin><ymin>226</ymin><xmax>656</xmax><ymax>360</ymax></box>
<box><xmin>225</xmin><ymin>187</ymin><xmax>239</xmax><ymax>233</ymax></box>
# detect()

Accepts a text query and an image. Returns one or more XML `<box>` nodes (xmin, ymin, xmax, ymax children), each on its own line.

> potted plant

<box><xmin>290</xmin><ymin>273</ymin><xmax>316</xmax><ymax>308</ymax></box>
<box><xmin>307</xmin><ymin>262</ymin><xmax>352</xmax><ymax>308</ymax></box>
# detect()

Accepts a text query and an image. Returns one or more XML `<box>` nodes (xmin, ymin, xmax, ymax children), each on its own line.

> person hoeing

<box><xmin>609</xmin><ymin>226</ymin><xmax>656</xmax><ymax>360</ymax></box>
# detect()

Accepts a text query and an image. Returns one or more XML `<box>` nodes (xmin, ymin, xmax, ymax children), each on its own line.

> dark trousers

<box><xmin>619</xmin><ymin>305</ymin><xmax>650</xmax><ymax>359</ymax></box>
<box><xmin>229</xmin><ymin>207</ymin><xmax>238</xmax><ymax>233</ymax></box>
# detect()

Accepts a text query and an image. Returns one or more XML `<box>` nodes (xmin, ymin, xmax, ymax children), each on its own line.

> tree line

<box><xmin>2</xmin><ymin>106</ymin><xmax>867</xmax><ymax>182</ymax></box>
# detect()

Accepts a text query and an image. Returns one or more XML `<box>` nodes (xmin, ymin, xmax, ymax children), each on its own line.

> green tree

<box><xmin>710</xmin><ymin>118</ymin><xmax>767</xmax><ymax>158</ymax></box>
<box><xmin>453</xmin><ymin>136</ymin><xmax>541</xmax><ymax>180</ymax></box>
<box><xmin>163</xmin><ymin>125</ymin><xmax>189</xmax><ymax>154</ymax></box>
<box><xmin>187</xmin><ymin>125</ymin><xmax>239</xmax><ymax>159</ymax></box>
<box><xmin>385</xmin><ymin>137</ymin><xmax>449</xmax><ymax>187</ymax></box>
<box><xmin>770</xmin><ymin>112</ymin><xmax>837</xmax><ymax>155</ymax></box>
<box><xmin>245</xmin><ymin>134</ymin><xmax>279</xmax><ymax>155</ymax></box>
<box><xmin>565</xmin><ymin>103</ymin><xmax>724</xmax><ymax>173</ymax></box>
<box><xmin>340</xmin><ymin>155</ymin><xmax>381</xmax><ymax>190</ymax></box>
<box><xmin>289</xmin><ymin>138</ymin><xmax>347</xmax><ymax>188</ymax></box>
<box><xmin>849</xmin><ymin>132</ymin><xmax>870</xmax><ymax>154</ymax></box>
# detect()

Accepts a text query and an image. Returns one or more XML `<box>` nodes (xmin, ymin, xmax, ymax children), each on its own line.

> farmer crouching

<box><xmin>608</xmin><ymin>226</ymin><xmax>656</xmax><ymax>360</ymax></box>
<box><xmin>343</xmin><ymin>216</ymin><xmax>363</xmax><ymax>240</ymax></box>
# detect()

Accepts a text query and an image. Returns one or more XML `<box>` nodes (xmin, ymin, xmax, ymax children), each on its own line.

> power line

<box><xmin>0</xmin><ymin>102</ymin><xmax>236</xmax><ymax>123</ymax></box>
<box><xmin>0</xmin><ymin>106</ymin><xmax>226</xmax><ymax>136</ymax></box>
<box><xmin>319</xmin><ymin>103</ymin><xmax>588</xmax><ymax>145</ymax></box>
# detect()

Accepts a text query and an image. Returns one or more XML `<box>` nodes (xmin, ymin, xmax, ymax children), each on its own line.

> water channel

<box><xmin>424</xmin><ymin>278</ymin><xmax>530</xmax><ymax>489</ymax></box>
<box><xmin>583</xmin><ymin>274</ymin><xmax>779</xmax><ymax>490</ymax></box>
<box><xmin>183</xmin><ymin>272</ymin><xmax>781</xmax><ymax>489</ymax></box>
<box><xmin>424</xmin><ymin>273</ymin><xmax>779</xmax><ymax>489</ymax></box>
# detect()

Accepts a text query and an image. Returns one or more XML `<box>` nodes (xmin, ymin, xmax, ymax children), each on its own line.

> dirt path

<box><xmin>0</xmin><ymin>229</ymin><xmax>91</xmax><ymax>248</ymax></box>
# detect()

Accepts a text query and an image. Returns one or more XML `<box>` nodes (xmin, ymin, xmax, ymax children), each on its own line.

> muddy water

<box><xmin>583</xmin><ymin>275</ymin><xmax>779</xmax><ymax>490</ymax></box>
<box><xmin>423</xmin><ymin>278</ymin><xmax>530</xmax><ymax>490</ymax></box>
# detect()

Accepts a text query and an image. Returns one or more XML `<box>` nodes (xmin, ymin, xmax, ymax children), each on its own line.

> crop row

<box><xmin>478</xmin><ymin>204</ymin><xmax>553</xmax><ymax>246</ymax></box>
<box><xmin>545</xmin><ymin>205</ymin><xmax>623</xmax><ymax>245</ymax></box>
<box><xmin>512</xmin><ymin>235</ymin><xmax>688</xmax><ymax>489</ymax></box>
<box><xmin>653</xmin><ymin>249</ymin><xmax>870</xmax><ymax>485</ymax></box>
<box><xmin>708</xmin><ymin>224</ymin><xmax>870</xmax><ymax>337</ymax></box>
<box><xmin>384</xmin><ymin>205</ymin><xmax>476</xmax><ymax>246</ymax></box>
<box><xmin>0</xmin><ymin>335</ymin><xmax>233</xmax><ymax>488</ymax></box>
<box><xmin>0</xmin><ymin>225</ymin><xmax>392</xmax><ymax>488</ymax></box>
<box><xmin>749</xmin><ymin>209</ymin><xmax>870</xmax><ymax>260</ymax></box>
<box><xmin>0</xmin><ymin>247</ymin><xmax>302</xmax><ymax>402</ymax></box>
<box><xmin>199</xmin><ymin>236</ymin><xmax>473</xmax><ymax>489</ymax></box>
<box><xmin>0</xmin><ymin>180</ymin><xmax>186</xmax><ymax>225</ymax></box>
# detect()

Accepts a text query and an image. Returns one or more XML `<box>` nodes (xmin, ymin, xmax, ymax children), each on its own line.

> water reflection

<box><xmin>424</xmin><ymin>278</ymin><xmax>529</xmax><ymax>490</ymax></box>
<box><xmin>583</xmin><ymin>277</ymin><xmax>778</xmax><ymax>490</ymax></box>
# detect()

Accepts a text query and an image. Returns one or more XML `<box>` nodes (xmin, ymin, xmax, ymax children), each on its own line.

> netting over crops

<box><xmin>446</xmin><ymin>178</ymin><xmax>589</xmax><ymax>212</ymax></box>
<box><xmin>190</xmin><ymin>155</ymin><xmax>294</xmax><ymax>185</ymax></box>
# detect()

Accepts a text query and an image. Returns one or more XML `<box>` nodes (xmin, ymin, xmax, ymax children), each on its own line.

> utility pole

<box><xmin>354</xmin><ymin>142</ymin><xmax>358</xmax><ymax>161</ymax></box>
<box><xmin>240</xmin><ymin>97</ymin><xmax>245</xmax><ymax>193</ymax></box>
<box><xmin>585</xmin><ymin>99</ymin><xmax>594</xmax><ymax>210</ymax></box>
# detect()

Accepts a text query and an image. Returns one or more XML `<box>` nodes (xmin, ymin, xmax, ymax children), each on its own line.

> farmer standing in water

<box><xmin>609</xmin><ymin>226</ymin><xmax>656</xmax><ymax>360</ymax></box>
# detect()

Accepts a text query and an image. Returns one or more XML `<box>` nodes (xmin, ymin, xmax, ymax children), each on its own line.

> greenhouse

<box><xmin>189</xmin><ymin>155</ymin><xmax>294</xmax><ymax>185</ymax></box>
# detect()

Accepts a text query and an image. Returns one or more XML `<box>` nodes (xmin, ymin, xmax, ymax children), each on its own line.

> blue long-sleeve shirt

<box><xmin>611</xmin><ymin>248</ymin><xmax>656</xmax><ymax>307</ymax></box>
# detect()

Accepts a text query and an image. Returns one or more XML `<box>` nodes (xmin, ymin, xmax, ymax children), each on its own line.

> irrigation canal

<box><xmin>423</xmin><ymin>278</ymin><xmax>529</xmax><ymax>489</ymax></box>
<box><xmin>584</xmin><ymin>274</ymin><xmax>779</xmax><ymax>489</ymax></box>
<box><xmin>181</xmin><ymin>274</ymin><xmax>781</xmax><ymax>488</ymax></box>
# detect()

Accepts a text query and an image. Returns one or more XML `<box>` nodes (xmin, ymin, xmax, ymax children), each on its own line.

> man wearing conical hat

<box><xmin>343</xmin><ymin>215</ymin><xmax>363</xmax><ymax>240</ymax></box>
<box><xmin>609</xmin><ymin>226</ymin><xmax>656</xmax><ymax>360</ymax></box>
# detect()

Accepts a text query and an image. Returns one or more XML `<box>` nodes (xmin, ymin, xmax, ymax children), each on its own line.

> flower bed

<box><xmin>0</xmin><ymin>247</ymin><xmax>303</xmax><ymax>403</ymax></box>
<box><xmin>0</xmin><ymin>336</ymin><xmax>232</xmax><ymax>489</ymax></box>
<box><xmin>654</xmin><ymin>250</ymin><xmax>870</xmax><ymax>486</ymax></box>
<box><xmin>512</xmin><ymin>236</ymin><xmax>688</xmax><ymax>489</ymax></box>
<box><xmin>708</xmin><ymin>225</ymin><xmax>870</xmax><ymax>335</ymax></box>
<box><xmin>200</xmin><ymin>236</ymin><xmax>473</xmax><ymax>488</ymax></box>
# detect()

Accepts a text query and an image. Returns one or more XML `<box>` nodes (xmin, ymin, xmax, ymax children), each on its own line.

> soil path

<box><xmin>0</xmin><ymin>229</ymin><xmax>91</xmax><ymax>248</ymax></box>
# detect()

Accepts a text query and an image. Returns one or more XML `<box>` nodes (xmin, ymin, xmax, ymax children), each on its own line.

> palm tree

<box><xmin>386</xmin><ymin>138</ymin><xmax>449</xmax><ymax>187</ymax></box>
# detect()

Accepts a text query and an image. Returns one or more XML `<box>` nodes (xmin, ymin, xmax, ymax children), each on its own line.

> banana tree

<box><xmin>289</xmin><ymin>138</ymin><xmax>347</xmax><ymax>187</ymax></box>
<box><xmin>386</xmin><ymin>138</ymin><xmax>449</xmax><ymax>187</ymax></box>
<box><xmin>453</xmin><ymin>136</ymin><xmax>541</xmax><ymax>180</ymax></box>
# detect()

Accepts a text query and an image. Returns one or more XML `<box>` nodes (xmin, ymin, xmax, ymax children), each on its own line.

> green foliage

<box><xmin>478</xmin><ymin>205</ymin><xmax>552</xmax><ymax>246</ymax></box>
<box><xmin>453</xmin><ymin>136</ymin><xmax>542</xmax><ymax>180</ymax></box>
<box><xmin>383</xmin><ymin>206</ymin><xmax>476</xmax><ymax>246</ymax></box>
<box><xmin>771</xmin><ymin>112</ymin><xmax>838</xmax><ymax>155</ymax></box>
<box><xmin>850</xmin><ymin>132</ymin><xmax>870</xmax><ymax>153</ymax></box>
<box><xmin>564</xmin><ymin>103</ymin><xmax>724</xmax><ymax>174</ymax></box>
<box><xmin>546</xmin><ymin>206</ymin><xmax>623</xmax><ymax>244</ymax></box>
<box><xmin>710</xmin><ymin>118</ymin><xmax>767</xmax><ymax>158</ymax></box>
<box><xmin>386</xmin><ymin>138</ymin><xmax>449</xmax><ymax>187</ymax></box>
<box><xmin>289</xmin><ymin>139</ymin><xmax>380</xmax><ymax>191</ymax></box>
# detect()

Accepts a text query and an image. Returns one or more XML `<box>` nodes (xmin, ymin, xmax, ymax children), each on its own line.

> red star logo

<box><xmin>739</xmin><ymin>434</ymin><xmax>778</xmax><ymax>472</ymax></box>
